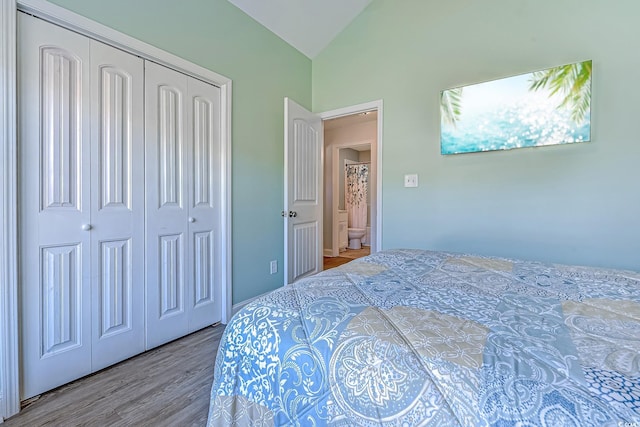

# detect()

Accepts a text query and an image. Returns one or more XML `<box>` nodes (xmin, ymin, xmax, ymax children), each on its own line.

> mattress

<box><xmin>207</xmin><ymin>249</ymin><xmax>640</xmax><ymax>426</ymax></box>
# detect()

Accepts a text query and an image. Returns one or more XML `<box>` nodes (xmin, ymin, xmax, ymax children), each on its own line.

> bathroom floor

<box><xmin>340</xmin><ymin>247</ymin><xmax>371</xmax><ymax>259</ymax></box>
<box><xmin>323</xmin><ymin>246</ymin><xmax>371</xmax><ymax>270</ymax></box>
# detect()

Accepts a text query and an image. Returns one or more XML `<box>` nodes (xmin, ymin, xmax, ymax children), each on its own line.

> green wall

<box><xmin>42</xmin><ymin>0</ymin><xmax>640</xmax><ymax>309</ymax></box>
<box><xmin>313</xmin><ymin>0</ymin><xmax>640</xmax><ymax>271</ymax></box>
<box><xmin>46</xmin><ymin>0</ymin><xmax>311</xmax><ymax>304</ymax></box>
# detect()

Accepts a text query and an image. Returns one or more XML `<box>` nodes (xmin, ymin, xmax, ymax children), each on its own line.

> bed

<box><xmin>207</xmin><ymin>249</ymin><xmax>640</xmax><ymax>426</ymax></box>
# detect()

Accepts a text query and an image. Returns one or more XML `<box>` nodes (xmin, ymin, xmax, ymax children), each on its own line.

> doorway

<box><xmin>283</xmin><ymin>99</ymin><xmax>382</xmax><ymax>282</ymax></box>
<box><xmin>321</xmin><ymin>109</ymin><xmax>379</xmax><ymax>269</ymax></box>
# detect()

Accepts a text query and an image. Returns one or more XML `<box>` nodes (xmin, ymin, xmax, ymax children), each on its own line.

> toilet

<box><xmin>348</xmin><ymin>228</ymin><xmax>366</xmax><ymax>250</ymax></box>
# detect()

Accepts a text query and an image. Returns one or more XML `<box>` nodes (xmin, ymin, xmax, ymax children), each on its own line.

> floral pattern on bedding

<box><xmin>208</xmin><ymin>249</ymin><xmax>640</xmax><ymax>426</ymax></box>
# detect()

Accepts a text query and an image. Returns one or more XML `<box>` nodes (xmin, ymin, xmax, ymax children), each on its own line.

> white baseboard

<box><xmin>323</xmin><ymin>248</ymin><xmax>334</xmax><ymax>257</ymax></box>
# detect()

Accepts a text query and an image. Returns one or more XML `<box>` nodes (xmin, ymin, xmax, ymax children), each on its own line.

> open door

<box><xmin>284</xmin><ymin>98</ymin><xmax>323</xmax><ymax>284</ymax></box>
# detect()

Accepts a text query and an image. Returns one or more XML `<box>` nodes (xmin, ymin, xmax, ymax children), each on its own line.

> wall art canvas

<box><xmin>440</xmin><ymin>60</ymin><xmax>592</xmax><ymax>155</ymax></box>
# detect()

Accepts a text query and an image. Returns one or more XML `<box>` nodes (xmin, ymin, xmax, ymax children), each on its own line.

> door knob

<box><xmin>188</xmin><ymin>217</ymin><xmax>196</xmax><ymax>223</ymax></box>
<box><xmin>81</xmin><ymin>224</ymin><xmax>92</xmax><ymax>231</ymax></box>
<box><xmin>289</xmin><ymin>211</ymin><xmax>297</xmax><ymax>218</ymax></box>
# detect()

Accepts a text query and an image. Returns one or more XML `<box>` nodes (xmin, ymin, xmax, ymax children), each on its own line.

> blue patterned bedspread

<box><xmin>208</xmin><ymin>249</ymin><xmax>640</xmax><ymax>426</ymax></box>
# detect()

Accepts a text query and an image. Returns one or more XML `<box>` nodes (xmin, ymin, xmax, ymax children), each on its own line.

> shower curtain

<box><xmin>345</xmin><ymin>163</ymin><xmax>369</xmax><ymax>229</ymax></box>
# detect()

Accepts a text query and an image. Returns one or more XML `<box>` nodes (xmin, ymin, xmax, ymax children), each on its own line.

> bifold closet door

<box><xmin>145</xmin><ymin>62</ymin><xmax>222</xmax><ymax>350</ymax></box>
<box><xmin>186</xmin><ymin>77</ymin><xmax>222</xmax><ymax>332</ymax></box>
<box><xmin>19</xmin><ymin>13</ymin><xmax>144</xmax><ymax>398</ymax></box>
<box><xmin>89</xmin><ymin>40</ymin><xmax>145</xmax><ymax>372</ymax></box>
<box><xmin>19</xmin><ymin>12</ymin><xmax>93</xmax><ymax>400</ymax></box>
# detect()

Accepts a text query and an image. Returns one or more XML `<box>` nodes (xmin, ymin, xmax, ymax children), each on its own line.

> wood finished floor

<box><xmin>6</xmin><ymin>248</ymin><xmax>370</xmax><ymax>426</ymax></box>
<box><xmin>323</xmin><ymin>246</ymin><xmax>370</xmax><ymax>270</ymax></box>
<box><xmin>4</xmin><ymin>324</ymin><xmax>225</xmax><ymax>427</ymax></box>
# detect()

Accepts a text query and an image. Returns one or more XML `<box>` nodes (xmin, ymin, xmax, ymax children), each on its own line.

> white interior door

<box><xmin>145</xmin><ymin>61</ymin><xmax>190</xmax><ymax>349</ymax></box>
<box><xmin>284</xmin><ymin>98</ymin><xmax>323</xmax><ymax>284</ymax></box>
<box><xmin>16</xmin><ymin>10</ymin><xmax>226</xmax><ymax>402</ymax></box>
<box><xmin>19</xmin><ymin>13</ymin><xmax>92</xmax><ymax>399</ymax></box>
<box><xmin>19</xmin><ymin>14</ymin><xmax>147</xmax><ymax>398</ymax></box>
<box><xmin>186</xmin><ymin>77</ymin><xmax>222</xmax><ymax>332</ymax></box>
<box><xmin>89</xmin><ymin>40</ymin><xmax>145</xmax><ymax>371</ymax></box>
<box><xmin>145</xmin><ymin>62</ymin><xmax>222</xmax><ymax>349</ymax></box>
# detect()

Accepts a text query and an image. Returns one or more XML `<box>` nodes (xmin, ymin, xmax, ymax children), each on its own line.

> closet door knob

<box><xmin>289</xmin><ymin>211</ymin><xmax>297</xmax><ymax>218</ymax></box>
<box><xmin>81</xmin><ymin>224</ymin><xmax>92</xmax><ymax>231</ymax></box>
<box><xmin>188</xmin><ymin>217</ymin><xmax>196</xmax><ymax>223</ymax></box>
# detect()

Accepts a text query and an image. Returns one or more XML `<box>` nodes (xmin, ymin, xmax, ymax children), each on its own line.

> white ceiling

<box><xmin>228</xmin><ymin>0</ymin><xmax>372</xmax><ymax>59</ymax></box>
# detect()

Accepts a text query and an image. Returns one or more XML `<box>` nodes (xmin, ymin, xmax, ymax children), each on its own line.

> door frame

<box><xmin>0</xmin><ymin>0</ymin><xmax>233</xmax><ymax>418</ymax></box>
<box><xmin>319</xmin><ymin>100</ymin><xmax>383</xmax><ymax>255</ymax></box>
<box><xmin>1</xmin><ymin>0</ymin><xmax>19</xmax><ymax>420</ymax></box>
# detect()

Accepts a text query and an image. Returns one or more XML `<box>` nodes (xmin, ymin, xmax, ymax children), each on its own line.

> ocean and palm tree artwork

<box><xmin>440</xmin><ymin>60</ymin><xmax>592</xmax><ymax>155</ymax></box>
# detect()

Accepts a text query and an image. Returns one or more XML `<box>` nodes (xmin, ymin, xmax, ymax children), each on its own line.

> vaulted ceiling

<box><xmin>228</xmin><ymin>0</ymin><xmax>372</xmax><ymax>58</ymax></box>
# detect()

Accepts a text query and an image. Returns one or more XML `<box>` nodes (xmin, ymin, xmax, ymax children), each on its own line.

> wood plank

<box><xmin>323</xmin><ymin>247</ymin><xmax>370</xmax><ymax>270</ymax></box>
<box><xmin>4</xmin><ymin>325</ymin><xmax>224</xmax><ymax>427</ymax></box>
<box><xmin>323</xmin><ymin>256</ymin><xmax>352</xmax><ymax>270</ymax></box>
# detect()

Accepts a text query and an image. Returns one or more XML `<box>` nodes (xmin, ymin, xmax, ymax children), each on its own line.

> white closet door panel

<box><xmin>40</xmin><ymin>244</ymin><xmax>83</xmax><ymax>355</ymax></box>
<box><xmin>90</xmin><ymin>40</ymin><xmax>145</xmax><ymax>370</ymax></box>
<box><xmin>97</xmin><ymin>239</ymin><xmax>131</xmax><ymax>335</ymax></box>
<box><xmin>187</xmin><ymin>78</ymin><xmax>222</xmax><ymax>331</ymax></box>
<box><xmin>158</xmin><ymin>233</ymin><xmax>185</xmax><ymax>315</ymax></box>
<box><xmin>145</xmin><ymin>61</ymin><xmax>189</xmax><ymax>349</ymax></box>
<box><xmin>19</xmin><ymin>13</ymin><xmax>92</xmax><ymax>399</ymax></box>
<box><xmin>40</xmin><ymin>49</ymin><xmax>82</xmax><ymax>212</ymax></box>
<box><xmin>158</xmin><ymin>85</ymin><xmax>184</xmax><ymax>209</ymax></box>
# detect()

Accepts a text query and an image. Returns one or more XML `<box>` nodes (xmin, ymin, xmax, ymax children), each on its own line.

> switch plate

<box><xmin>270</xmin><ymin>260</ymin><xmax>278</xmax><ymax>274</ymax></box>
<box><xmin>404</xmin><ymin>174</ymin><xmax>418</xmax><ymax>188</ymax></box>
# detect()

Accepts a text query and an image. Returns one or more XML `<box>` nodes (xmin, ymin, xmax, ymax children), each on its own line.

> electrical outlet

<box><xmin>404</xmin><ymin>174</ymin><xmax>418</xmax><ymax>188</ymax></box>
<box><xmin>270</xmin><ymin>260</ymin><xmax>278</xmax><ymax>274</ymax></box>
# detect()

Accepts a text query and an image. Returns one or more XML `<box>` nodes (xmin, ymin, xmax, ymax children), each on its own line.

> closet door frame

<box><xmin>0</xmin><ymin>0</ymin><xmax>233</xmax><ymax>419</ymax></box>
<box><xmin>1</xmin><ymin>0</ymin><xmax>19</xmax><ymax>421</ymax></box>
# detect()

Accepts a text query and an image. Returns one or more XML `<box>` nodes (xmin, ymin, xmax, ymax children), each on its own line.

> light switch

<box><xmin>404</xmin><ymin>174</ymin><xmax>418</xmax><ymax>188</ymax></box>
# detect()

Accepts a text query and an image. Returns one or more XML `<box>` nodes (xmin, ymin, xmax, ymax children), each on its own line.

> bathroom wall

<box><xmin>359</xmin><ymin>151</ymin><xmax>371</xmax><ymax>163</ymax></box>
<box><xmin>323</xmin><ymin>120</ymin><xmax>377</xmax><ymax>254</ymax></box>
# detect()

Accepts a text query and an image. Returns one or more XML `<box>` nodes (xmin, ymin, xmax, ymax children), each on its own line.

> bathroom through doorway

<box><xmin>321</xmin><ymin>108</ymin><xmax>379</xmax><ymax>269</ymax></box>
